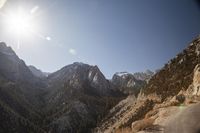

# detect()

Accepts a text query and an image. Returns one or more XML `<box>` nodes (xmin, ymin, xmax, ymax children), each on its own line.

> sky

<box><xmin>0</xmin><ymin>0</ymin><xmax>200</xmax><ymax>78</ymax></box>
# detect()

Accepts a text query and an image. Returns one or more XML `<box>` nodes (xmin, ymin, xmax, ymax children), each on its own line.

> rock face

<box><xmin>47</xmin><ymin>62</ymin><xmax>111</xmax><ymax>96</ymax></box>
<box><xmin>94</xmin><ymin>35</ymin><xmax>200</xmax><ymax>133</ymax></box>
<box><xmin>165</xmin><ymin>103</ymin><xmax>200</xmax><ymax>133</ymax></box>
<box><xmin>111</xmin><ymin>71</ymin><xmax>153</xmax><ymax>95</ymax></box>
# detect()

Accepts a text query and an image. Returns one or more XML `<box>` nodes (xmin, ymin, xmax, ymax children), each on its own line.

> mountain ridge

<box><xmin>0</xmin><ymin>42</ymin><xmax>126</xmax><ymax>133</ymax></box>
<box><xmin>1</xmin><ymin>35</ymin><xmax>200</xmax><ymax>133</ymax></box>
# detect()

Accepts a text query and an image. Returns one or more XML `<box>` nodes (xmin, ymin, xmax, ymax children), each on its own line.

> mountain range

<box><xmin>0</xmin><ymin>42</ymin><xmax>151</xmax><ymax>133</ymax></box>
<box><xmin>0</xmin><ymin>35</ymin><xmax>200</xmax><ymax>133</ymax></box>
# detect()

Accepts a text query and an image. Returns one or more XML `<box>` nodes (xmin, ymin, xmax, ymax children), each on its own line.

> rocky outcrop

<box><xmin>165</xmin><ymin>103</ymin><xmax>200</xmax><ymax>133</ymax></box>
<box><xmin>131</xmin><ymin>117</ymin><xmax>157</xmax><ymax>133</ymax></box>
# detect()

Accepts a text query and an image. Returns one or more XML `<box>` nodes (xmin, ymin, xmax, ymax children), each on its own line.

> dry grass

<box><xmin>114</xmin><ymin>127</ymin><xmax>132</xmax><ymax>133</ymax></box>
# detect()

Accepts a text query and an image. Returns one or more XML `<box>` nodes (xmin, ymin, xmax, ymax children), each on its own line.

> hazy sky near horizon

<box><xmin>0</xmin><ymin>0</ymin><xmax>200</xmax><ymax>78</ymax></box>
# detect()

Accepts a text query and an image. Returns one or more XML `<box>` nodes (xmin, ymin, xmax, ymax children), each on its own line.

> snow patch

<box><xmin>115</xmin><ymin>72</ymin><xmax>129</xmax><ymax>77</ymax></box>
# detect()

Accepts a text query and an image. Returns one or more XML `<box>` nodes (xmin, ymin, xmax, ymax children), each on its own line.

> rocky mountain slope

<box><xmin>93</xmin><ymin>35</ymin><xmax>200</xmax><ymax>133</ymax></box>
<box><xmin>28</xmin><ymin>65</ymin><xmax>49</xmax><ymax>78</ymax></box>
<box><xmin>0</xmin><ymin>42</ymin><xmax>46</xmax><ymax>133</ymax></box>
<box><xmin>43</xmin><ymin>62</ymin><xmax>124</xmax><ymax>133</ymax></box>
<box><xmin>42</xmin><ymin>66</ymin><xmax>153</xmax><ymax>132</ymax></box>
<box><xmin>1</xmin><ymin>35</ymin><xmax>200</xmax><ymax>133</ymax></box>
<box><xmin>0</xmin><ymin>42</ymin><xmax>125</xmax><ymax>133</ymax></box>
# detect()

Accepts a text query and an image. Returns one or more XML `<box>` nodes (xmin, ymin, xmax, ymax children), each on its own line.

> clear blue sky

<box><xmin>0</xmin><ymin>0</ymin><xmax>200</xmax><ymax>78</ymax></box>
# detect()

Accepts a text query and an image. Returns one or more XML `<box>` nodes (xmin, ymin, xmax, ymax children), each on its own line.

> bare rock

<box><xmin>165</xmin><ymin>103</ymin><xmax>200</xmax><ymax>133</ymax></box>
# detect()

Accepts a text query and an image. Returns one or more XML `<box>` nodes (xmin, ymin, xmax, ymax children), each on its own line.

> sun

<box><xmin>5</xmin><ymin>10</ymin><xmax>33</xmax><ymax>36</ymax></box>
<box><xmin>1</xmin><ymin>6</ymin><xmax>51</xmax><ymax>49</ymax></box>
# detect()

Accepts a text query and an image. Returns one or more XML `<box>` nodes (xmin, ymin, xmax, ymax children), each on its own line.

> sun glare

<box><xmin>5</xmin><ymin>10</ymin><xmax>33</xmax><ymax>35</ymax></box>
<box><xmin>1</xmin><ymin>5</ymin><xmax>51</xmax><ymax>48</ymax></box>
